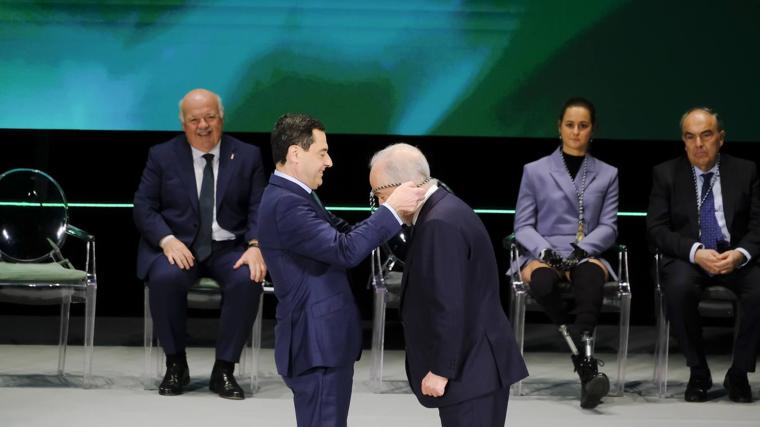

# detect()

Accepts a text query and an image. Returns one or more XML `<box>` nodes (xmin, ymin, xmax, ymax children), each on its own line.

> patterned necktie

<box><xmin>193</xmin><ymin>153</ymin><xmax>214</xmax><ymax>262</ymax></box>
<box><xmin>699</xmin><ymin>172</ymin><xmax>722</xmax><ymax>250</ymax></box>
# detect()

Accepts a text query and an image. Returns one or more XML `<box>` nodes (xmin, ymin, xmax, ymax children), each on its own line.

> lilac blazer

<box><xmin>513</xmin><ymin>147</ymin><xmax>618</xmax><ymax>274</ymax></box>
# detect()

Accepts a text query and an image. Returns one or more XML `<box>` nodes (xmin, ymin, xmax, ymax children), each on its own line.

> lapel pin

<box><xmin>230</xmin><ymin>153</ymin><xmax>235</xmax><ymax>160</ymax></box>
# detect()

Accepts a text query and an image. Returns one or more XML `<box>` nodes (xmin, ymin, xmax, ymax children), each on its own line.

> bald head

<box><xmin>179</xmin><ymin>89</ymin><xmax>224</xmax><ymax>123</ymax></box>
<box><xmin>178</xmin><ymin>89</ymin><xmax>225</xmax><ymax>152</ymax></box>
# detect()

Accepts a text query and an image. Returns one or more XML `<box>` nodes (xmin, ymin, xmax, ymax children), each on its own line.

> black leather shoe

<box><xmin>685</xmin><ymin>374</ymin><xmax>712</xmax><ymax>402</ymax></box>
<box><xmin>210</xmin><ymin>365</ymin><xmax>245</xmax><ymax>400</ymax></box>
<box><xmin>724</xmin><ymin>372</ymin><xmax>753</xmax><ymax>403</ymax></box>
<box><xmin>159</xmin><ymin>361</ymin><xmax>190</xmax><ymax>396</ymax></box>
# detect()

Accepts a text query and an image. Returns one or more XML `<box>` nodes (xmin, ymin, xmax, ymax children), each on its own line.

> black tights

<box><xmin>528</xmin><ymin>262</ymin><xmax>606</xmax><ymax>333</ymax></box>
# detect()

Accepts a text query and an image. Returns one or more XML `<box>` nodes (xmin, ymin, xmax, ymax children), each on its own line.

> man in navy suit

<box><xmin>257</xmin><ymin>114</ymin><xmax>425</xmax><ymax>427</ymax></box>
<box><xmin>647</xmin><ymin>107</ymin><xmax>760</xmax><ymax>403</ymax></box>
<box><xmin>369</xmin><ymin>143</ymin><xmax>528</xmax><ymax>427</ymax></box>
<box><xmin>134</xmin><ymin>88</ymin><xmax>267</xmax><ymax>399</ymax></box>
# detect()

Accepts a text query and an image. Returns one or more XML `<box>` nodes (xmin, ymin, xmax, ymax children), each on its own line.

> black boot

<box><xmin>571</xmin><ymin>354</ymin><xmax>609</xmax><ymax>409</ymax></box>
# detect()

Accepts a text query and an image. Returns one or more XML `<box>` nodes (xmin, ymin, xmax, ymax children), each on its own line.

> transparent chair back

<box><xmin>0</xmin><ymin>168</ymin><xmax>97</xmax><ymax>387</ymax></box>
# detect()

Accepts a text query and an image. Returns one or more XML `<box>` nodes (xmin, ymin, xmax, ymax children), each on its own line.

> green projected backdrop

<box><xmin>1</xmin><ymin>1</ymin><xmax>759</xmax><ymax>140</ymax></box>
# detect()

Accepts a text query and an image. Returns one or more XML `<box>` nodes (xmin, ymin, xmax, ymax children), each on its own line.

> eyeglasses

<box><xmin>185</xmin><ymin>113</ymin><xmax>220</xmax><ymax>126</ymax></box>
<box><xmin>368</xmin><ymin>177</ymin><xmax>431</xmax><ymax>212</ymax></box>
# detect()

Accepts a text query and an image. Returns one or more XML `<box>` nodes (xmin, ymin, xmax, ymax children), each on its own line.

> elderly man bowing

<box><xmin>369</xmin><ymin>143</ymin><xmax>527</xmax><ymax>427</ymax></box>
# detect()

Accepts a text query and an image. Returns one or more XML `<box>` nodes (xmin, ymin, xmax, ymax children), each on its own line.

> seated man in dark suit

<box><xmin>369</xmin><ymin>143</ymin><xmax>528</xmax><ymax>427</ymax></box>
<box><xmin>134</xmin><ymin>88</ymin><xmax>267</xmax><ymax>399</ymax></box>
<box><xmin>647</xmin><ymin>107</ymin><xmax>760</xmax><ymax>403</ymax></box>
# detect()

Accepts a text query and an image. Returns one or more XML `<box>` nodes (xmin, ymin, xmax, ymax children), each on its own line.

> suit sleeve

<box><xmin>244</xmin><ymin>151</ymin><xmax>267</xmax><ymax>242</ymax></box>
<box><xmin>275</xmin><ymin>196</ymin><xmax>400</xmax><ymax>268</ymax></box>
<box><xmin>646</xmin><ymin>165</ymin><xmax>696</xmax><ymax>260</ymax></box>
<box><xmin>736</xmin><ymin>162</ymin><xmax>760</xmax><ymax>259</ymax></box>
<box><xmin>415</xmin><ymin>219</ymin><xmax>468</xmax><ymax>379</ymax></box>
<box><xmin>133</xmin><ymin>147</ymin><xmax>173</xmax><ymax>247</ymax></box>
<box><xmin>514</xmin><ymin>165</ymin><xmax>553</xmax><ymax>257</ymax></box>
<box><xmin>577</xmin><ymin>170</ymin><xmax>618</xmax><ymax>256</ymax></box>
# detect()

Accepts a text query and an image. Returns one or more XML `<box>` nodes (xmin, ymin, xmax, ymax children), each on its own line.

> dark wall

<box><xmin>2</xmin><ymin>128</ymin><xmax>758</xmax><ymax>327</ymax></box>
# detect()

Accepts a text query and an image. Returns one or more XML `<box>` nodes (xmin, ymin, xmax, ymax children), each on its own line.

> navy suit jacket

<box><xmin>133</xmin><ymin>134</ymin><xmax>266</xmax><ymax>279</ymax></box>
<box><xmin>647</xmin><ymin>154</ymin><xmax>760</xmax><ymax>263</ymax></box>
<box><xmin>257</xmin><ymin>174</ymin><xmax>401</xmax><ymax>377</ymax></box>
<box><xmin>401</xmin><ymin>187</ymin><xmax>528</xmax><ymax>408</ymax></box>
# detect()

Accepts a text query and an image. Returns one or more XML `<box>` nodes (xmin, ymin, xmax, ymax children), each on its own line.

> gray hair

<box><xmin>370</xmin><ymin>143</ymin><xmax>431</xmax><ymax>185</ymax></box>
<box><xmin>178</xmin><ymin>89</ymin><xmax>225</xmax><ymax>123</ymax></box>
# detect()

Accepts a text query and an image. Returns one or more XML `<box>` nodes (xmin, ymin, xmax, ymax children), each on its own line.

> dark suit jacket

<box><xmin>257</xmin><ymin>174</ymin><xmax>401</xmax><ymax>377</ymax></box>
<box><xmin>647</xmin><ymin>154</ymin><xmax>760</xmax><ymax>263</ymax></box>
<box><xmin>401</xmin><ymin>187</ymin><xmax>528</xmax><ymax>408</ymax></box>
<box><xmin>133</xmin><ymin>134</ymin><xmax>266</xmax><ymax>279</ymax></box>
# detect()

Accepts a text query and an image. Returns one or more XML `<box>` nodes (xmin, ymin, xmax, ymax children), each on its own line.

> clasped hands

<box><xmin>695</xmin><ymin>248</ymin><xmax>744</xmax><ymax>276</ymax></box>
<box><xmin>540</xmin><ymin>243</ymin><xmax>590</xmax><ymax>271</ymax></box>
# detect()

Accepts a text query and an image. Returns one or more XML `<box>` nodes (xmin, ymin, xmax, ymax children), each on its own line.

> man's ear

<box><xmin>286</xmin><ymin>145</ymin><xmax>300</xmax><ymax>163</ymax></box>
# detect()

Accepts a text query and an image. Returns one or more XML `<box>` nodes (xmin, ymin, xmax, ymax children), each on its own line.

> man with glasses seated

<box><xmin>647</xmin><ymin>107</ymin><xmax>760</xmax><ymax>403</ymax></box>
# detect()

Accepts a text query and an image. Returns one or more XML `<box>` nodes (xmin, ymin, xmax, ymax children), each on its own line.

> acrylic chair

<box><xmin>652</xmin><ymin>251</ymin><xmax>740</xmax><ymax>398</ymax></box>
<box><xmin>143</xmin><ymin>278</ymin><xmax>274</xmax><ymax>394</ymax></box>
<box><xmin>504</xmin><ymin>234</ymin><xmax>631</xmax><ymax>397</ymax></box>
<box><xmin>368</xmin><ymin>229</ymin><xmax>410</xmax><ymax>391</ymax></box>
<box><xmin>0</xmin><ymin>168</ymin><xmax>97</xmax><ymax>387</ymax></box>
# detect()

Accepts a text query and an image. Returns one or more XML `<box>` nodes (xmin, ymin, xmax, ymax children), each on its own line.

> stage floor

<box><xmin>1</xmin><ymin>344</ymin><xmax>758</xmax><ymax>427</ymax></box>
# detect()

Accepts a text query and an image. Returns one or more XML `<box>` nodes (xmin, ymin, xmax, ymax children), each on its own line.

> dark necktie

<box><xmin>193</xmin><ymin>153</ymin><xmax>214</xmax><ymax>262</ymax></box>
<box><xmin>310</xmin><ymin>191</ymin><xmax>334</xmax><ymax>225</ymax></box>
<box><xmin>699</xmin><ymin>172</ymin><xmax>722</xmax><ymax>250</ymax></box>
<box><xmin>402</xmin><ymin>224</ymin><xmax>414</xmax><ymax>241</ymax></box>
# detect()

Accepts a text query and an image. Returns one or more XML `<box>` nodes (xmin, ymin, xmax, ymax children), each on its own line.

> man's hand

<box><xmin>694</xmin><ymin>248</ymin><xmax>723</xmax><ymax>275</ymax></box>
<box><xmin>384</xmin><ymin>182</ymin><xmax>426</xmax><ymax>216</ymax></box>
<box><xmin>233</xmin><ymin>246</ymin><xmax>267</xmax><ymax>282</ymax></box>
<box><xmin>714</xmin><ymin>250</ymin><xmax>745</xmax><ymax>275</ymax></box>
<box><xmin>421</xmin><ymin>371</ymin><xmax>448</xmax><ymax>398</ymax></box>
<box><xmin>161</xmin><ymin>236</ymin><xmax>195</xmax><ymax>270</ymax></box>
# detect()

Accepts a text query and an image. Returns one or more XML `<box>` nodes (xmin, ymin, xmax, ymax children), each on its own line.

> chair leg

<box><xmin>250</xmin><ymin>291</ymin><xmax>264</xmax><ymax>395</ymax></box>
<box><xmin>143</xmin><ymin>286</ymin><xmax>160</xmax><ymax>389</ymax></box>
<box><xmin>58</xmin><ymin>291</ymin><xmax>72</xmax><ymax>377</ymax></box>
<box><xmin>654</xmin><ymin>287</ymin><xmax>670</xmax><ymax>398</ymax></box>
<box><xmin>614</xmin><ymin>291</ymin><xmax>631</xmax><ymax>397</ymax></box>
<box><xmin>369</xmin><ymin>285</ymin><xmax>388</xmax><ymax>391</ymax></box>
<box><xmin>510</xmin><ymin>287</ymin><xmax>527</xmax><ymax>397</ymax></box>
<box><xmin>82</xmin><ymin>281</ymin><xmax>96</xmax><ymax>388</ymax></box>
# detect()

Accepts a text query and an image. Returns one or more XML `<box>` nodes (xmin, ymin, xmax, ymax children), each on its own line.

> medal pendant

<box><xmin>576</xmin><ymin>224</ymin><xmax>584</xmax><ymax>241</ymax></box>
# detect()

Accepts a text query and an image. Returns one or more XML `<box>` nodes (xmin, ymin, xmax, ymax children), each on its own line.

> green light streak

<box><xmin>0</xmin><ymin>201</ymin><xmax>649</xmax><ymax>217</ymax></box>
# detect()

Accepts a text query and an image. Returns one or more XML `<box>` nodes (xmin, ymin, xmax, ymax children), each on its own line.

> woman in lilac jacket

<box><xmin>513</xmin><ymin>97</ymin><xmax>618</xmax><ymax>409</ymax></box>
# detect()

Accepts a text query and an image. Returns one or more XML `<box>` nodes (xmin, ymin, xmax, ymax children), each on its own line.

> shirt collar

<box><xmin>190</xmin><ymin>140</ymin><xmax>221</xmax><ymax>162</ymax></box>
<box><xmin>274</xmin><ymin>170</ymin><xmax>313</xmax><ymax>194</ymax></box>
<box><xmin>412</xmin><ymin>184</ymin><xmax>439</xmax><ymax>225</ymax></box>
<box><xmin>692</xmin><ymin>161</ymin><xmax>719</xmax><ymax>177</ymax></box>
